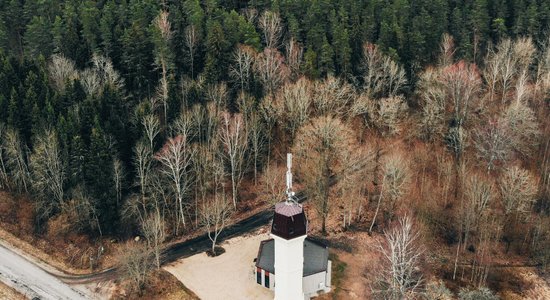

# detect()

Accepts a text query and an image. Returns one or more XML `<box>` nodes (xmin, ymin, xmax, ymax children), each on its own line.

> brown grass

<box><xmin>0</xmin><ymin>191</ymin><xmax>119</xmax><ymax>274</ymax></box>
<box><xmin>0</xmin><ymin>281</ymin><xmax>25</xmax><ymax>300</ymax></box>
<box><xmin>111</xmin><ymin>269</ymin><xmax>199</xmax><ymax>300</ymax></box>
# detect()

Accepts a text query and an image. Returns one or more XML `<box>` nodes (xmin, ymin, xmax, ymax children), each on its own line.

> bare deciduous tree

<box><xmin>80</xmin><ymin>54</ymin><xmax>124</xmax><ymax>96</ymax></box>
<box><xmin>293</xmin><ymin>116</ymin><xmax>359</xmax><ymax>234</ymax></box>
<box><xmin>230</xmin><ymin>45</ymin><xmax>255</xmax><ymax>93</ymax></box>
<box><xmin>133</xmin><ymin>141</ymin><xmax>153</xmax><ymax>223</ymax></box>
<box><xmin>286</xmin><ymin>38</ymin><xmax>303</xmax><ymax>80</ymax></box>
<box><xmin>254</xmin><ymin>48</ymin><xmax>288</xmax><ymax>96</ymax></box>
<box><xmin>113</xmin><ymin>157</ymin><xmax>124</xmax><ymax>207</ymax></box>
<box><xmin>141</xmin><ymin>212</ymin><xmax>165</xmax><ymax>269</ymax></box>
<box><xmin>201</xmin><ymin>175</ymin><xmax>232</xmax><ymax>255</ymax></box>
<box><xmin>373</xmin><ymin>96</ymin><xmax>408</xmax><ymax>136</ymax></box>
<box><xmin>374</xmin><ymin>215</ymin><xmax>423</xmax><ymax>299</ymax></box>
<box><xmin>361</xmin><ymin>43</ymin><xmax>406</xmax><ymax>98</ymax></box>
<box><xmin>313</xmin><ymin>75</ymin><xmax>355</xmax><ymax>117</ymax></box>
<box><xmin>535</xmin><ymin>36</ymin><xmax>550</xmax><ymax>98</ymax></box>
<box><xmin>29</xmin><ymin>129</ymin><xmax>65</xmax><ymax>222</ymax></box>
<box><xmin>370</xmin><ymin>152</ymin><xmax>410</xmax><ymax>233</ymax></box>
<box><xmin>80</xmin><ymin>68</ymin><xmax>101</xmax><ymax>96</ymax></box>
<box><xmin>91</xmin><ymin>53</ymin><xmax>124</xmax><ymax>90</ymax></box>
<box><xmin>61</xmin><ymin>186</ymin><xmax>101</xmax><ymax>235</ymax></box>
<box><xmin>205</xmin><ymin>82</ymin><xmax>228</xmax><ymax>111</ymax></box>
<box><xmin>439</xmin><ymin>33</ymin><xmax>455</xmax><ymax>67</ymax></box>
<box><xmin>260</xmin><ymin>163</ymin><xmax>286</xmax><ymax>204</ymax></box>
<box><xmin>473</xmin><ymin>120</ymin><xmax>512</xmax><ymax>172</ymax></box>
<box><xmin>273</xmin><ymin>77</ymin><xmax>312</xmax><ymax>136</ymax></box>
<box><xmin>0</xmin><ymin>123</ymin><xmax>9</xmax><ymax>189</ymax></box>
<box><xmin>258</xmin><ymin>10</ymin><xmax>282</xmax><ymax>49</ymax></box>
<box><xmin>155</xmin><ymin>135</ymin><xmax>193</xmax><ymax>231</ymax></box>
<box><xmin>441</xmin><ymin>61</ymin><xmax>482</xmax><ymax>129</ymax></box>
<box><xmin>238</xmin><ymin>95</ymin><xmax>267</xmax><ymax>185</ymax></box>
<box><xmin>502</xmin><ymin>100</ymin><xmax>540</xmax><ymax>157</ymax></box>
<box><xmin>117</xmin><ymin>241</ymin><xmax>154</xmax><ymax>294</ymax></box>
<box><xmin>484</xmin><ymin>38</ymin><xmax>535</xmax><ymax>105</ymax></box>
<box><xmin>461</xmin><ymin>175</ymin><xmax>494</xmax><ymax>249</ymax></box>
<box><xmin>153</xmin><ymin>10</ymin><xmax>173</xmax><ymax>125</ymax></box>
<box><xmin>184</xmin><ymin>25</ymin><xmax>199</xmax><ymax>78</ymax></box>
<box><xmin>219</xmin><ymin>113</ymin><xmax>248</xmax><ymax>208</ymax></box>
<box><xmin>499</xmin><ymin>166</ymin><xmax>537</xmax><ymax>215</ymax></box>
<box><xmin>3</xmin><ymin>128</ymin><xmax>30</xmax><ymax>193</ymax></box>
<box><xmin>417</xmin><ymin>68</ymin><xmax>446</xmax><ymax>141</ymax></box>
<box><xmin>48</xmin><ymin>54</ymin><xmax>78</xmax><ymax>92</ymax></box>
<box><xmin>142</xmin><ymin>114</ymin><xmax>160</xmax><ymax>150</ymax></box>
<box><xmin>338</xmin><ymin>148</ymin><xmax>371</xmax><ymax>229</ymax></box>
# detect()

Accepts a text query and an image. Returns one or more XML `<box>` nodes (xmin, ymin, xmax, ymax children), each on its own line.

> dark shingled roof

<box><xmin>255</xmin><ymin>238</ymin><xmax>329</xmax><ymax>277</ymax></box>
<box><xmin>271</xmin><ymin>202</ymin><xmax>307</xmax><ymax>240</ymax></box>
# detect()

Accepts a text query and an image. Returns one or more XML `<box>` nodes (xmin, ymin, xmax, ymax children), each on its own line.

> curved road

<box><xmin>0</xmin><ymin>243</ymin><xmax>89</xmax><ymax>299</ymax></box>
<box><xmin>62</xmin><ymin>195</ymin><xmax>293</xmax><ymax>284</ymax></box>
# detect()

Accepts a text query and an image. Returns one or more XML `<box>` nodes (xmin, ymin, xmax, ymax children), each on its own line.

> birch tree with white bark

<box><xmin>29</xmin><ymin>129</ymin><xmax>65</xmax><ymax>221</ymax></box>
<box><xmin>155</xmin><ymin>135</ymin><xmax>193</xmax><ymax>232</ymax></box>
<box><xmin>219</xmin><ymin>112</ymin><xmax>248</xmax><ymax>209</ymax></box>
<box><xmin>184</xmin><ymin>25</ymin><xmax>199</xmax><ymax>78</ymax></box>
<box><xmin>230</xmin><ymin>45</ymin><xmax>255</xmax><ymax>93</ymax></box>
<box><xmin>499</xmin><ymin>166</ymin><xmax>537</xmax><ymax>216</ymax></box>
<box><xmin>370</xmin><ymin>153</ymin><xmax>410</xmax><ymax>233</ymax></box>
<box><xmin>258</xmin><ymin>10</ymin><xmax>282</xmax><ymax>49</ymax></box>
<box><xmin>200</xmin><ymin>159</ymin><xmax>232</xmax><ymax>255</ymax></box>
<box><xmin>3</xmin><ymin>128</ymin><xmax>30</xmax><ymax>193</ymax></box>
<box><xmin>141</xmin><ymin>211</ymin><xmax>165</xmax><ymax>269</ymax></box>
<box><xmin>374</xmin><ymin>215</ymin><xmax>423</xmax><ymax>299</ymax></box>
<box><xmin>153</xmin><ymin>10</ymin><xmax>174</xmax><ymax>126</ymax></box>
<box><xmin>361</xmin><ymin>43</ymin><xmax>407</xmax><ymax>98</ymax></box>
<box><xmin>142</xmin><ymin>114</ymin><xmax>160</xmax><ymax>150</ymax></box>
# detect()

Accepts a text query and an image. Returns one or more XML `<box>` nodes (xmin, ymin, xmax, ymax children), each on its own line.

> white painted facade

<box><xmin>302</xmin><ymin>260</ymin><xmax>332</xmax><ymax>298</ymax></box>
<box><xmin>272</xmin><ymin>233</ymin><xmax>307</xmax><ymax>300</ymax></box>
<box><xmin>254</xmin><ymin>265</ymin><xmax>332</xmax><ymax>299</ymax></box>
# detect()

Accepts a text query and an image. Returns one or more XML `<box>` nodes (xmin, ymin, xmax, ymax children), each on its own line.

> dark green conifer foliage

<box><xmin>204</xmin><ymin>19</ymin><xmax>230</xmax><ymax>83</ymax></box>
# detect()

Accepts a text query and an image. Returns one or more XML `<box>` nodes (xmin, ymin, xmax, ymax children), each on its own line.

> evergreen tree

<box><xmin>24</xmin><ymin>16</ymin><xmax>53</xmax><ymax>58</ymax></box>
<box><xmin>86</xmin><ymin>121</ymin><xmax>116</xmax><ymax>233</ymax></box>
<box><xmin>81</xmin><ymin>0</ymin><xmax>101</xmax><ymax>53</ymax></box>
<box><xmin>204</xmin><ymin>19</ymin><xmax>230</xmax><ymax>83</ymax></box>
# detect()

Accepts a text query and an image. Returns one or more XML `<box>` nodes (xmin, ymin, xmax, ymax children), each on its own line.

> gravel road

<box><xmin>0</xmin><ymin>243</ymin><xmax>89</xmax><ymax>300</ymax></box>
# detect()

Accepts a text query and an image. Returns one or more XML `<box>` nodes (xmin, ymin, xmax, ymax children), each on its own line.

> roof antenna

<box><xmin>286</xmin><ymin>153</ymin><xmax>296</xmax><ymax>205</ymax></box>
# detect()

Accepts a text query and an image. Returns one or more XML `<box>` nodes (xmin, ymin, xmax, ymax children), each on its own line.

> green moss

<box><xmin>328</xmin><ymin>252</ymin><xmax>347</xmax><ymax>299</ymax></box>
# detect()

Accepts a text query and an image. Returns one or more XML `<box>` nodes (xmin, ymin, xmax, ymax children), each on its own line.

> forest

<box><xmin>1</xmin><ymin>0</ymin><xmax>550</xmax><ymax>298</ymax></box>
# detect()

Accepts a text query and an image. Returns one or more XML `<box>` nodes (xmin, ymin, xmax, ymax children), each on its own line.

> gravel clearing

<box><xmin>165</xmin><ymin>230</ymin><xmax>274</xmax><ymax>300</ymax></box>
<box><xmin>0</xmin><ymin>243</ymin><xmax>90</xmax><ymax>300</ymax></box>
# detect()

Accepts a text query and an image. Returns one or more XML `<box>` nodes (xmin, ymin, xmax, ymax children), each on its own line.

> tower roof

<box><xmin>255</xmin><ymin>238</ymin><xmax>329</xmax><ymax>276</ymax></box>
<box><xmin>271</xmin><ymin>202</ymin><xmax>307</xmax><ymax>239</ymax></box>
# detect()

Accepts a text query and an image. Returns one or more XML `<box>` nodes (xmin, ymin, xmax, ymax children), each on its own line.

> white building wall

<box><xmin>270</xmin><ymin>273</ymin><xmax>275</xmax><ymax>289</ymax></box>
<box><xmin>302</xmin><ymin>272</ymin><xmax>327</xmax><ymax>296</ymax></box>
<box><xmin>272</xmin><ymin>234</ymin><xmax>306</xmax><ymax>300</ymax></box>
<box><xmin>326</xmin><ymin>260</ymin><xmax>332</xmax><ymax>288</ymax></box>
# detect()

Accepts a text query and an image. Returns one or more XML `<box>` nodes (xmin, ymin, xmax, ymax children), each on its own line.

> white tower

<box><xmin>271</xmin><ymin>154</ymin><xmax>307</xmax><ymax>300</ymax></box>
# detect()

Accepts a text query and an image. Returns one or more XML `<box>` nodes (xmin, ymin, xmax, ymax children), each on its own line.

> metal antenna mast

<box><xmin>286</xmin><ymin>153</ymin><xmax>296</xmax><ymax>204</ymax></box>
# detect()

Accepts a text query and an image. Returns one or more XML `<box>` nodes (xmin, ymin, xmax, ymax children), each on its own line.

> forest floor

<box><xmin>110</xmin><ymin>269</ymin><xmax>198</xmax><ymax>300</ymax></box>
<box><xmin>0</xmin><ymin>191</ymin><xmax>119</xmax><ymax>273</ymax></box>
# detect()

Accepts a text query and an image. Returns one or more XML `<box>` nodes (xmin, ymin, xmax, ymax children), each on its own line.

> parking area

<box><xmin>164</xmin><ymin>230</ymin><xmax>274</xmax><ymax>300</ymax></box>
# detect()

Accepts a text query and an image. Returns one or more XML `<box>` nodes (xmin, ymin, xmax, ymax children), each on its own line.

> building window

<box><xmin>257</xmin><ymin>268</ymin><xmax>261</xmax><ymax>285</ymax></box>
<box><xmin>265</xmin><ymin>272</ymin><xmax>270</xmax><ymax>288</ymax></box>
